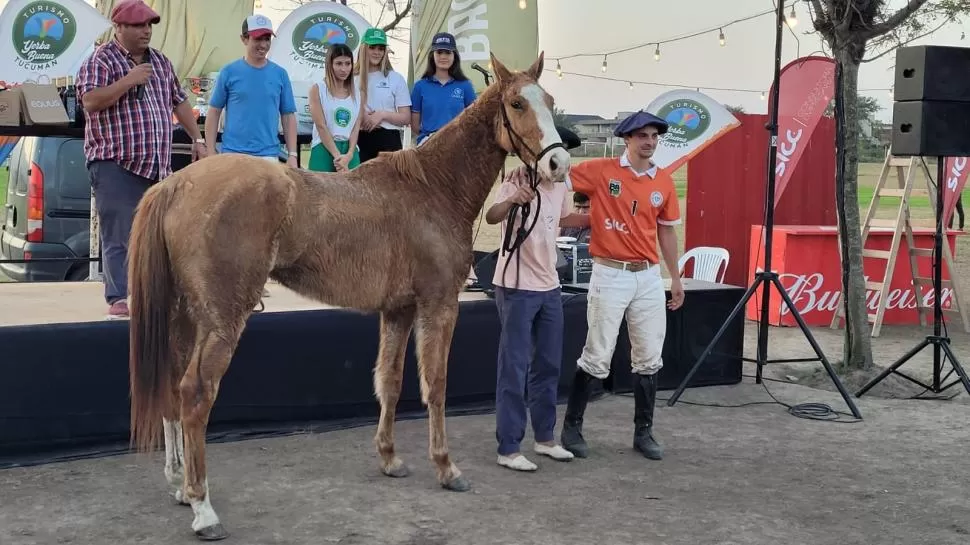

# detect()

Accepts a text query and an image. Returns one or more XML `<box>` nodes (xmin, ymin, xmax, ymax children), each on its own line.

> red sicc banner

<box><xmin>769</xmin><ymin>56</ymin><xmax>836</xmax><ymax>208</ymax></box>
<box><xmin>942</xmin><ymin>157</ymin><xmax>970</xmax><ymax>227</ymax></box>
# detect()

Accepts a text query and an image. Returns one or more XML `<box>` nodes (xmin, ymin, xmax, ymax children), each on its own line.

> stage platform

<box><xmin>0</xmin><ymin>279</ymin><xmax>746</xmax><ymax>468</ymax></box>
<box><xmin>0</xmin><ymin>281</ymin><xmax>495</xmax><ymax>327</ymax></box>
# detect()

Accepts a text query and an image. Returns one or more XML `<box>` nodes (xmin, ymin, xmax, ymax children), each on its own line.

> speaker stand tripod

<box><xmin>856</xmin><ymin>158</ymin><xmax>970</xmax><ymax>398</ymax></box>
<box><xmin>665</xmin><ymin>0</ymin><xmax>862</xmax><ymax>419</ymax></box>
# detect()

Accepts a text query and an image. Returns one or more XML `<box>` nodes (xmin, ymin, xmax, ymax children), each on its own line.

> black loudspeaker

<box><xmin>891</xmin><ymin>45</ymin><xmax>970</xmax><ymax>157</ymax></box>
<box><xmin>891</xmin><ymin>100</ymin><xmax>970</xmax><ymax>157</ymax></box>
<box><xmin>893</xmin><ymin>45</ymin><xmax>970</xmax><ymax>102</ymax></box>
<box><xmin>671</xmin><ymin>286</ymin><xmax>745</xmax><ymax>390</ymax></box>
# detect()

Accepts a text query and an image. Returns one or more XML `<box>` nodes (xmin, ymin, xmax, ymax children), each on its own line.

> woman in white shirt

<box><xmin>355</xmin><ymin>28</ymin><xmax>411</xmax><ymax>163</ymax></box>
<box><xmin>308</xmin><ymin>43</ymin><xmax>363</xmax><ymax>172</ymax></box>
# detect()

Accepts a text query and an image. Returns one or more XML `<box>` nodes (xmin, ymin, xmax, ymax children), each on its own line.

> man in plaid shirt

<box><xmin>77</xmin><ymin>0</ymin><xmax>206</xmax><ymax>319</ymax></box>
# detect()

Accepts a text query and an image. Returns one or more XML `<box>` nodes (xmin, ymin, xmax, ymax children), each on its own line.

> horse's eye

<box><xmin>511</xmin><ymin>100</ymin><xmax>523</xmax><ymax>110</ymax></box>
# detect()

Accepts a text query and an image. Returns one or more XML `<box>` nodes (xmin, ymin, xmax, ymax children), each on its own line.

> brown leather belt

<box><xmin>593</xmin><ymin>256</ymin><xmax>655</xmax><ymax>272</ymax></box>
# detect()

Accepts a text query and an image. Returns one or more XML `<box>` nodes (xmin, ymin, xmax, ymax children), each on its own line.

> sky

<box><xmin>252</xmin><ymin>0</ymin><xmax>969</xmax><ymax>122</ymax></box>
<box><xmin>3</xmin><ymin>0</ymin><xmax>967</xmax><ymax>122</ymax></box>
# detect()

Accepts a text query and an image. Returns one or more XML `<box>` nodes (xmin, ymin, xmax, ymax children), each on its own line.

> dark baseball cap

<box><xmin>431</xmin><ymin>32</ymin><xmax>457</xmax><ymax>52</ymax></box>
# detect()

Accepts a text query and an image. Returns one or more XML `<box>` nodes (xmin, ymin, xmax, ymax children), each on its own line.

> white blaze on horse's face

<box><xmin>520</xmin><ymin>84</ymin><xmax>571</xmax><ymax>183</ymax></box>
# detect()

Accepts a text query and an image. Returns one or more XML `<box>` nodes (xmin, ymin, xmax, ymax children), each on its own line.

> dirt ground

<box><xmin>2</xmin><ymin>379</ymin><xmax>969</xmax><ymax>545</ymax></box>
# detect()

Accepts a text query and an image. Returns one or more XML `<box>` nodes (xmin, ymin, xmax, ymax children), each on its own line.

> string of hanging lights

<box><xmin>555</xmin><ymin>70</ymin><xmax>892</xmax><ymax>98</ymax></box>
<box><xmin>549</xmin><ymin>6</ymin><xmax>793</xmax><ymax>78</ymax></box>
<box><xmin>550</xmin><ymin>6</ymin><xmax>800</xmax><ymax>84</ymax></box>
<box><xmin>540</xmin><ymin>4</ymin><xmax>901</xmax><ymax>100</ymax></box>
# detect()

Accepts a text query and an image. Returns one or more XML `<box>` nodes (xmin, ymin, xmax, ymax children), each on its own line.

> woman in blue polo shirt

<box><xmin>410</xmin><ymin>32</ymin><xmax>476</xmax><ymax>146</ymax></box>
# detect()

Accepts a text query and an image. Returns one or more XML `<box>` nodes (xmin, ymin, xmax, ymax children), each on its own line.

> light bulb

<box><xmin>654</xmin><ymin>44</ymin><xmax>660</xmax><ymax>61</ymax></box>
<box><xmin>518</xmin><ymin>0</ymin><xmax>527</xmax><ymax>9</ymax></box>
<box><xmin>718</xmin><ymin>28</ymin><xmax>725</xmax><ymax>46</ymax></box>
<box><xmin>760</xmin><ymin>91</ymin><xmax>765</xmax><ymax>100</ymax></box>
<box><xmin>629</xmin><ymin>81</ymin><xmax>633</xmax><ymax>90</ymax></box>
<box><xmin>556</xmin><ymin>60</ymin><xmax>562</xmax><ymax>78</ymax></box>
<box><xmin>601</xmin><ymin>55</ymin><xmax>607</xmax><ymax>72</ymax></box>
<box><xmin>787</xmin><ymin>7</ymin><xmax>798</xmax><ymax>27</ymax></box>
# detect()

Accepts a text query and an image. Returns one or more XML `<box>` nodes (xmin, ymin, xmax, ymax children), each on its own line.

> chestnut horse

<box><xmin>126</xmin><ymin>52</ymin><xmax>570</xmax><ymax>541</ymax></box>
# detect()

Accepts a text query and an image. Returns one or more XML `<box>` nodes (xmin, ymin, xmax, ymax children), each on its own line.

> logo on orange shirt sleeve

<box><xmin>649</xmin><ymin>190</ymin><xmax>664</xmax><ymax>207</ymax></box>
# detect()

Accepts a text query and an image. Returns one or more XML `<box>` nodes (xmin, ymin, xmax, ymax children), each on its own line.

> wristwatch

<box><xmin>195</xmin><ymin>138</ymin><xmax>206</xmax><ymax>145</ymax></box>
<box><xmin>288</xmin><ymin>151</ymin><xmax>297</xmax><ymax>157</ymax></box>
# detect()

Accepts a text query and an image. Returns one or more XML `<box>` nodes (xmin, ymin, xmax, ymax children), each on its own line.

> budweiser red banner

<box><xmin>769</xmin><ymin>56</ymin><xmax>835</xmax><ymax>208</ymax></box>
<box><xmin>943</xmin><ymin>157</ymin><xmax>969</xmax><ymax>227</ymax></box>
<box><xmin>745</xmin><ymin>225</ymin><xmax>960</xmax><ymax>326</ymax></box>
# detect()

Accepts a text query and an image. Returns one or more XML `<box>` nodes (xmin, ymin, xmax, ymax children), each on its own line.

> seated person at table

<box><xmin>560</xmin><ymin>192</ymin><xmax>591</xmax><ymax>243</ymax></box>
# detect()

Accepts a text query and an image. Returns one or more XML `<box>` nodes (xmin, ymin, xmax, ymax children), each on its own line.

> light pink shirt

<box><xmin>492</xmin><ymin>166</ymin><xmax>571</xmax><ymax>291</ymax></box>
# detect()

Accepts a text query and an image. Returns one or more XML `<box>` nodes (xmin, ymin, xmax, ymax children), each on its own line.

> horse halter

<box><xmin>497</xmin><ymin>97</ymin><xmax>568</xmax><ymax>289</ymax></box>
<box><xmin>498</xmin><ymin>99</ymin><xmax>567</xmax><ymax>188</ymax></box>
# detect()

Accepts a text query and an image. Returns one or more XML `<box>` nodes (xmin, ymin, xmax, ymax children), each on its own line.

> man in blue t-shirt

<box><xmin>205</xmin><ymin>15</ymin><xmax>298</xmax><ymax>167</ymax></box>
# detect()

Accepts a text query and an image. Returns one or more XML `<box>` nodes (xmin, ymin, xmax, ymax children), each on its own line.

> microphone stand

<box><xmin>471</xmin><ymin>63</ymin><xmax>492</xmax><ymax>86</ymax></box>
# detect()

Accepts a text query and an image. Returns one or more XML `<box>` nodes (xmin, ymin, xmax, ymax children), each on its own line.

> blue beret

<box><xmin>613</xmin><ymin>110</ymin><xmax>669</xmax><ymax>137</ymax></box>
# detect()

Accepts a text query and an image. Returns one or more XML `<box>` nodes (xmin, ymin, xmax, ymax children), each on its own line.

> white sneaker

<box><xmin>534</xmin><ymin>443</ymin><xmax>575</xmax><ymax>462</ymax></box>
<box><xmin>497</xmin><ymin>454</ymin><xmax>538</xmax><ymax>471</ymax></box>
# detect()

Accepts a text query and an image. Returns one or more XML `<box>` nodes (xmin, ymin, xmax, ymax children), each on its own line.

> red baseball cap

<box><xmin>110</xmin><ymin>0</ymin><xmax>161</xmax><ymax>25</ymax></box>
<box><xmin>243</xmin><ymin>15</ymin><xmax>275</xmax><ymax>39</ymax></box>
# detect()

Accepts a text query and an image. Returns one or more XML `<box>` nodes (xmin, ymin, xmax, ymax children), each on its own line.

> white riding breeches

<box><xmin>577</xmin><ymin>262</ymin><xmax>667</xmax><ymax>379</ymax></box>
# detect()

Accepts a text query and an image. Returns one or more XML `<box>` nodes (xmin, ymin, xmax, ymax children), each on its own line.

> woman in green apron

<box><xmin>308</xmin><ymin>43</ymin><xmax>363</xmax><ymax>172</ymax></box>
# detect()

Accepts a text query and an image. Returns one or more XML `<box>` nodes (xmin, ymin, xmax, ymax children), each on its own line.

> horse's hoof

<box><xmin>441</xmin><ymin>475</ymin><xmax>471</xmax><ymax>492</ymax></box>
<box><xmin>382</xmin><ymin>463</ymin><xmax>410</xmax><ymax>478</ymax></box>
<box><xmin>195</xmin><ymin>524</ymin><xmax>229</xmax><ymax>541</ymax></box>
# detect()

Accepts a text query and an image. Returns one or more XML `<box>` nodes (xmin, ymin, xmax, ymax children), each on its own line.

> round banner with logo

<box><xmin>272</xmin><ymin>1</ymin><xmax>371</xmax><ymax>82</ymax></box>
<box><xmin>0</xmin><ymin>0</ymin><xmax>110</xmax><ymax>84</ymax></box>
<box><xmin>643</xmin><ymin>89</ymin><xmax>741</xmax><ymax>171</ymax></box>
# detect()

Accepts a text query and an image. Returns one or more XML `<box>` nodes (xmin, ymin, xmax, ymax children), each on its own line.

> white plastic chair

<box><xmin>678</xmin><ymin>246</ymin><xmax>730</xmax><ymax>283</ymax></box>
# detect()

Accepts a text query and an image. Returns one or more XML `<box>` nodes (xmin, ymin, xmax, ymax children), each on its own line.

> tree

<box><xmin>821</xmin><ymin>95</ymin><xmax>885</xmax><ymax>161</ymax></box>
<box><xmin>856</xmin><ymin>95</ymin><xmax>887</xmax><ymax>162</ymax></box>
<box><xmin>725</xmin><ymin>104</ymin><xmax>747</xmax><ymax>114</ymax></box>
<box><xmin>806</xmin><ymin>0</ymin><xmax>970</xmax><ymax>370</ymax></box>
<box><xmin>287</xmin><ymin>0</ymin><xmax>412</xmax><ymax>33</ymax></box>
<box><xmin>553</xmin><ymin>107</ymin><xmax>578</xmax><ymax>132</ymax></box>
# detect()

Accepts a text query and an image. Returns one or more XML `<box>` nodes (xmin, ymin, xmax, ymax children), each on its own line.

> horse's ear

<box><xmin>526</xmin><ymin>51</ymin><xmax>545</xmax><ymax>80</ymax></box>
<box><xmin>490</xmin><ymin>52</ymin><xmax>514</xmax><ymax>84</ymax></box>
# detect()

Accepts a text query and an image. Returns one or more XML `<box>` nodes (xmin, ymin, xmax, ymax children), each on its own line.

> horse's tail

<box><xmin>128</xmin><ymin>180</ymin><xmax>178</xmax><ymax>453</ymax></box>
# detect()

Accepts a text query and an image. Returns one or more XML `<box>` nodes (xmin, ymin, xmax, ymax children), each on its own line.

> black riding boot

<box><xmin>561</xmin><ymin>368</ymin><xmax>595</xmax><ymax>458</ymax></box>
<box><xmin>632</xmin><ymin>373</ymin><xmax>663</xmax><ymax>460</ymax></box>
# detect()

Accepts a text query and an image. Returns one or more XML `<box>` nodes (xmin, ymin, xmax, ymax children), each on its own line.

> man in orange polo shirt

<box><xmin>560</xmin><ymin>110</ymin><xmax>684</xmax><ymax>461</ymax></box>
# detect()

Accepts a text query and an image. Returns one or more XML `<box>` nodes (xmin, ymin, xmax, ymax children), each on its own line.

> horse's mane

<box><xmin>378</xmin><ymin>81</ymin><xmax>507</xmax><ymax>189</ymax></box>
<box><xmin>384</xmin><ymin>148</ymin><xmax>429</xmax><ymax>185</ymax></box>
